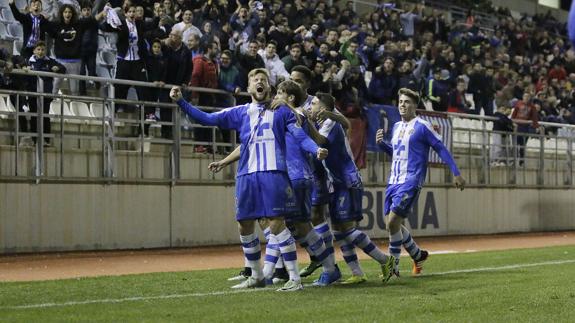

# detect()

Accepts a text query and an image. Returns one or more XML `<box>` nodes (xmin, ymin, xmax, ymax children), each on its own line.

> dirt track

<box><xmin>1</xmin><ymin>231</ymin><xmax>574</xmax><ymax>282</ymax></box>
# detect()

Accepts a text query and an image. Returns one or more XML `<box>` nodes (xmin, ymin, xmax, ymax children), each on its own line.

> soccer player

<box><xmin>376</xmin><ymin>88</ymin><xmax>465</xmax><ymax>276</ymax></box>
<box><xmin>309</xmin><ymin>92</ymin><xmax>396</xmax><ymax>284</ymax></box>
<box><xmin>290</xmin><ymin>65</ymin><xmax>350</xmax><ymax>278</ymax></box>
<box><xmin>210</xmin><ymin>80</ymin><xmax>341</xmax><ymax>287</ymax></box>
<box><xmin>170</xmin><ymin>69</ymin><xmax>328</xmax><ymax>291</ymax></box>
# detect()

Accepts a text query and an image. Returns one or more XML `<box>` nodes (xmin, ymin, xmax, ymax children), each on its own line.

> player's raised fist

<box><xmin>170</xmin><ymin>86</ymin><xmax>183</xmax><ymax>101</ymax></box>
<box><xmin>316</xmin><ymin>148</ymin><xmax>328</xmax><ymax>160</ymax></box>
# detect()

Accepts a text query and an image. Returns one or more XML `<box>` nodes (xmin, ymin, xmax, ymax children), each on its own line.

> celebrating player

<box><xmin>171</xmin><ymin>69</ymin><xmax>327</xmax><ymax>291</ymax></box>
<box><xmin>376</xmin><ymin>88</ymin><xmax>465</xmax><ymax>276</ymax></box>
<box><xmin>310</xmin><ymin>92</ymin><xmax>396</xmax><ymax>284</ymax></box>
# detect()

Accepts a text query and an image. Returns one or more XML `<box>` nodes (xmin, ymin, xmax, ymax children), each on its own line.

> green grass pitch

<box><xmin>1</xmin><ymin>245</ymin><xmax>574</xmax><ymax>322</ymax></box>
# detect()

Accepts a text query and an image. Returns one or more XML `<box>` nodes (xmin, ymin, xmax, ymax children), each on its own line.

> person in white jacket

<box><xmin>257</xmin><ymin>40</ymin><xmax>289</xmax><ymax>87</ymax></box>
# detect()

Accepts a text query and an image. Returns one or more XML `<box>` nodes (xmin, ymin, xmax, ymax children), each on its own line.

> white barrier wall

<box><xmin>1</xmin><ymin>183</ymin><xmax>574</xmax><ymax>253</ymax></box>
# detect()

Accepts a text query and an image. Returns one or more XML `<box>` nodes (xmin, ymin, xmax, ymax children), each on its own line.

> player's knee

<box><xmin>237</xmin><ymin>220</ymin><xmax>256</xmax><ymax>235</ymax></box>
<box><xmin>268</xmin><ymin>218</ymin><xmax>286</xmax><ymax>235</ymax></box>
<box><xmin>387</xmin><ymin>213</ymin><xmax>402</xmax><ymax>233</ymax></box>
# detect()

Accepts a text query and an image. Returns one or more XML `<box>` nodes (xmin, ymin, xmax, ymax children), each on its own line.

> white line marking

<box><xmin>2</xmin><ymin>259</ymin><xmax>574</xmax><ymax>310</ymax></box>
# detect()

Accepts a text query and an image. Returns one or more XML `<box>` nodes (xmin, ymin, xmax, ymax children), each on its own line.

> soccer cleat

<box><xmin>312</xmin><ymin>267</ymin><xmax>342</xmax><ymax>287</ymax></box>
<box><xmin>341</xmin><ymin>274</ymin><xmax>367</xmax><ymax>285</ymax></box>
<box><xmin>227</xmin><ymin>267</ymin><xmax>251</xmax><ymax>281</ymax></box>
<box><xmin>412</xmin><ymin>250</ymin><xmax>429</xmax><ymax>276</ymax></box>
<box><xmin>299</xmin><ymin>261</ymin><xmax>322</xmax><ymax>277</ymax></box>
<box><xmin>230</xmin><ymin>276</ymin><xmax>265</xmax><ymax>289</ymax></box>
<box><xmin>276</xmin><ymin>279</ymin><xmax>303</xmax><ymax>292</ymax></box>
<box><xmin>380</xmin><ymin>255</ymin><xmax>395</xmax><ymax>283</ymax></box>
<box><xmin>272</xmin><ymin>268</ymin><xmax>289</xmax><ymax>284</ymax></box>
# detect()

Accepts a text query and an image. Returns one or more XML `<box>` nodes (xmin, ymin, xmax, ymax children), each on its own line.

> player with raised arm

<box><xmin>290</xmin><ymin>65</ymin><xmax>351</xmax><ymax>278</ymax></box>
<box><xmin>209</xmin><ymin>80</ymin><xmax>341</xmax><ymax>287</ymax></box>
<box><xmin>376</xmin><ymin>88</ymin><xmax>465</xmax><ymax>277</ymax></box>
<box><xmin>171</xmin><ymin>69</ymin><xmax>328</xmax><ymax>291</ymax></box>
<box><xmin>310</xmin><ymin>92</ymin><xmax>396</xmax><ymax>284</ymax></box>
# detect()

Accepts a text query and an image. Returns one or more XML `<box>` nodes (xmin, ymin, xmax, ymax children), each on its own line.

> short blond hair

<box><xmin>398</xmin><ymin>88</ymin><xmax>419</xmax><ymax>103</ymax></box>
<box><xmin>248</xmin><ymin>68</ymin><xmax>271</xmax><ymax>82</ymax></box>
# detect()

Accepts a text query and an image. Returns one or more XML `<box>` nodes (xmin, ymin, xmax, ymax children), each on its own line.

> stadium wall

<box><xmin>1</xmin><ymin>183</ymin><xmax>574</xmax><ymax>254</ymax></box>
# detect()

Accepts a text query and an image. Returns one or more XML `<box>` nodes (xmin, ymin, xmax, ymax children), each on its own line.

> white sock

<box><xmin>275</xmin><ymin>228</ymin><xmax>300</xmax><ymax>281</ymax></box>
<box><xmin>240</xmin><ymin>233</ymin><xmax>263</xmax><ymax>279</ymax></box>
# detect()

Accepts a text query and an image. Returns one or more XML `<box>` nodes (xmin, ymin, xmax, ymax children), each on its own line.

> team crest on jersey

<box><xmin>399</xmin><ymin>129</ymin><xmax>405</xmax><ymax>138</ymax></box>
<box><xmin>408</xmin><ymin>128</ymin><xmax>414</xmax><ymax>135</ymax></box>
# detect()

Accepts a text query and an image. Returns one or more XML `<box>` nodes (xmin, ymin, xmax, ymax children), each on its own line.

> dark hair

<box><xmin>151</xmin><ymin>38</ymin><xmax>162</xmax><ymax>46</ymax></box>
<box><xmin>291</xmin><ymin>65</ymin><xmax>312</xmax><ymax>82</ymax></box>
<box><xmin>267</xmin><ymin>40</ymin><xmax>278</xmax><ymax>48</ymax></box>
<box><xmin>80</xmin><ymin>0</ymin><xmax>92</xmax><ymax>10</ymax></box>
<box><xmin>290</xmin><ymin>43</ymin><xmax>302</xmax><ymax>51</ymax></box>
<box><xmin>58</xmin><ymin>4</ymin><xmax>77</xmax><ymax>24</ymax></box>
<box><xmin>33</xmin><ymin>41</ymin><xmax>46</xmax><ymax>49</ymax></box>
<box><xmin>277</xmin><ymin>80</ymin><xmax>306</xmax><ymax>107</ymax></box>
<box><xmin>221</xmin><ymin>49</ymin><xmax>233</xmax><ymax>58</ymax></box>
<box><xmin>316</xmin><ymin>92</ymin><xmax>335</xmax><ymax>111</ymax></box>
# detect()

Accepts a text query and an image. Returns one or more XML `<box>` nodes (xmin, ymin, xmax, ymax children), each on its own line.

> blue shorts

<box><xmin>235</xmin><ymin>171</ymin><xmax>297</xmax><ymax>221</ymax></box>
<box><xmin>284</xmin><ymin>178</ymin><xmax>312</xmax><ymax>224</ymax></box>
<box><xmin>311</xmin><ymin>175</ymin><xmax>330</xmax><ymax>206</ymax></box>
<box><xmin>384</xmin><ymin>183</ymin><xmax>421</xmax><ymax>218</ymax></box>
<box><xmin>328</xmin><ymin>184</ymin><xmax>363</xmax><ymax>224</ymax></box>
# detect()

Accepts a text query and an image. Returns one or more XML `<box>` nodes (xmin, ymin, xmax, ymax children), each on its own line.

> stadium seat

<box><xmin>0</xmin><ymin>7</ymin><xmax>14</xmax><ymax>23</ymax></box>
<box><xmin>0</xmin><ymin>0</ymin><xmax>9</xmax><ymax>7</ymax></box>
<box><xmin>49</xmin><ymin>98</ymin><xmax>79</xmax><ymax>124</ymax></box>
<box><xmin>91</xmin><ymin>102</ymin><xmax>123</xmax><ymax>126</ymax></box>
<box><xmin>0</xmin><ymin>94</ymin><xmax>14</xmax><ymax>118</ymax></box>
<box><xmin>69</xmin><ymin>101</ymin><xmax>97</xmax><ymax>124</ymax></box>
<box><xmin>6</xmin><ymin>22</ymin><xmax>22</xmax><ymax>39</ymax></box>
<box><xmin>0</xmin><ymin>22</ymin><xmax>15</xmax><ymax>40</ymax></box>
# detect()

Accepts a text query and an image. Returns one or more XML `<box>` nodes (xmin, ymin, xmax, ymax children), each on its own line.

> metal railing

<box><xmin>1</xmin><ymin>69</ymin><xmax>574</xmax><ymax>188</ymax></box>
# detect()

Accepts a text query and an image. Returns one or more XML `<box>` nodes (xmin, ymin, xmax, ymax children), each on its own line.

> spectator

<box><xmin>187</xmin><ymin>33</ymin><xmax>202</xmax><ymax>57</ymax></box>
<box><xmin>490</xmin><ymin>104</ymin><xmax>514</xmax><ymax>166</ymax></box>
<box><xmin>9</xmin><ymin>0</ymin><xmax>54</xmax><ymax>59</ymax></box>
<box><xmin>369</xmin><ymin>57</ymin><xmax>399</xmax><ymax>106</ymax></box>
<box><xmin>425</xmin><ymin>68</ymin><xmax>450</xmax><ymax>112</ymax></box>
<box><xmin>51</xmin><ymin>4</ymin><xmax>106</xmax><ymax>96</ymax></box>
<box><xmin>448</xmin><ymin>78</ymin><xmax>473</xmax><ymax>113</ymax></box>
<box><xmin>234</xmin><ymin>39</ymin><xmax>265</xmax><ymax>89</ymax></box>
<box><xmin>143</xmin><ymin>38</ymin><xmax>167</xmax><ymax>135</ymax></box>
<box><xmin>398</xmin><ymin>46</ymin><xmax>429</xmax><ymax>92</ymax></box>
<box><xmin>309</xmin><ymin>60</ymin><xmax>331</xmax><ymax>95</ymax></box>
<box><xmin>281</xmin><ymin>43</ymin><xmax>305</xmax><ymax>73</ymax></box>
<box><xmin>339</xmin><ymin>37</ymin><xmax>361</xmax><ymax>67</ymax></box>
<box><xmin>511</xmin><ymin>92</ymin><xmax>540</xmax><ymax>166</ymax></box>
<box><xmin>189</xmin><ymin>41</ymin><xmax>219</xmax><ymax>152</ymax></box>
<box><xmin>173</xmin><ymin>9</ymin><xmax>202</xmax><ymax>44</ymax></box>
<box><xmin>217</xmin><ymin>49</ymin><xmax>241</xmax><ymax>107</ymax></box>
<box><xmin>24</xmin><ymin>42</ymin><xmax>66</xmax><ymax>146</ymax></box>
<box><xmin>102</xmin><ymin>4</ymin><xmax>152</xmax><ymax>113</ymax></box>
<box><xmin>161</xmin><ymin>29</ymin><xmax>192</xmax><ymax>138</ymax></box>
<box><xmin>399</xmin><ymin>4</ymin><xmax>421</xmax><ymax>39</ymax></box>
<box><xmin>258</xmin><ymin>40</ymin><xmax>289</xmax><ymax>86</ymax></box>
<box><xmin>78</xmin><ymin>0</ymin><xmax>102</xmax><ymax>95</ymax></box>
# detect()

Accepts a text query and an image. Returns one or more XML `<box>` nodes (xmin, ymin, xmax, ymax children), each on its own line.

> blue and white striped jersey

<box><xmin>177</xmin><ymin>100</ymin><xmax>319</xmax><ymax>176</ymax></box>
<box><xmin>319</xmin><ymin>120</ymin><xmax>362</xmax><ymax>188</ymax></box>
<box><xmin>285</xmin><ymin>110</ymin><xmax>313</xmax><ymax>181</ymax></box>
<box><xmin>387</xmin><ymin>117</ymin><xmax>454</xmax><ymax>186</ymax></box>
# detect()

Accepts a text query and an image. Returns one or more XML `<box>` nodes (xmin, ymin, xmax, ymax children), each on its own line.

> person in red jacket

<box><xmin>189</xmin><ymin>41</ymin><xmax>219</xmax><ymax>152</ymax></box>
<box><xmin>511</xmin><ymin>92</ymin><xmax>540</xmax><ymax>166</ymax></box>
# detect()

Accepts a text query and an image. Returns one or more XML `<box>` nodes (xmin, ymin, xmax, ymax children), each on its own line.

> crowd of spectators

<box><xmin>1</xmin><ymin>0</ymin><xmax>575</xmax><ymax>155</ymax></box>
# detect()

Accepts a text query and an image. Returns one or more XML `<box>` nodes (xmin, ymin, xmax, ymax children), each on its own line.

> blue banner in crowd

<box><xmin>365</xmin><ymin>105</ymin><xmax>401</xmax><ymax>152</ymax></box>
